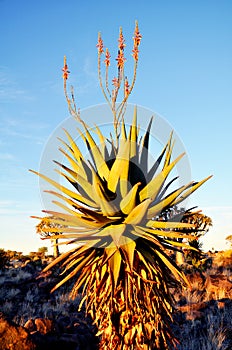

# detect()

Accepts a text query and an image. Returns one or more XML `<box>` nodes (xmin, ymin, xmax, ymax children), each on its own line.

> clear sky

<box><xmin>0</xmin><ymin>0</ymin><xmax>232</xmax><ymax>254</ymax></box>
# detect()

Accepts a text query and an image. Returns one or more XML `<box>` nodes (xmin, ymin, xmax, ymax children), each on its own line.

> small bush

<box><xmin>0</xmin><ymin>249</ymin><xmax>10</xmax><ymax>270</ymax></box>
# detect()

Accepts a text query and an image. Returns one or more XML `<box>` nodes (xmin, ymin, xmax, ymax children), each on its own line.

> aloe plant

<box><xmin>31</xmin><ymin>22</ymin><xmax>212</xmax><ymax>349</ymax></box>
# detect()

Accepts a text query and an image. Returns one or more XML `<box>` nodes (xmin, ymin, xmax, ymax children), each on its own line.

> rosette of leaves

<box><xmin>31</xmin><ymin>107</ymin><xmax>211</xmax><ymax>349</ymax></box>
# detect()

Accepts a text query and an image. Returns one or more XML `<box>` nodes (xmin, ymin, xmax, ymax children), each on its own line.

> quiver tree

<box><xmin>226</xmin><ymin>235</ymin><xmax>232</xmax><ymax>247</ymax></box>
<box><xmin>35</xmin><ymin>216</ymin><xmax>66</xmax><ymax>258</ymax></box>
<box><xmin>159</xmin><ymin>208</ymin><xmax>212</xmax><ymax>265</ymax></box>
<box><xmin>181</xmin><ymin>211</ymin><xmax>212</xmax><ymax>263</ymax></box>
<box><xmin>31</xmin><ymin>22</ymin><xmax>212</xmax><ymax>349</ymax></box>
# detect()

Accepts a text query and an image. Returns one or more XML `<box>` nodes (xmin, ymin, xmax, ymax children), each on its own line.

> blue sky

<box><xmin>0</xmin><ymin>0</ymin><xmax>232</xmax><ymax>253</ymax></box>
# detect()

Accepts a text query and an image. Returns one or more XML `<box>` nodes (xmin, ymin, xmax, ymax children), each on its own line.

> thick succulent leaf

<box><xmin>147</xmin><ymin>182</ymin><xmax>194</xmax><ymax>219</ymax></box>
<box><xmin>136</xmin><ymin>250</ymin><xmax>154</xmax><ymax>278</ymax></box>
<box><xmin>163</xmin><ymin>131</ymin><xmax>174</xmax><ymax>169</ymax></box>
<box><xmin>120</xmin><ymin>118</ymin><xmax>127</xmax><ymax>141</ymax></box>
<box><xmin>100</xmin><ymin>224</ymin><xmax>126</xmax><ymax>247</ymax></box>
<box><xmin>57</xmin><ymin>137</ymin><xmax>74</xmax><ymax>156</ymax></box>
<box><xmin>124</xmin><ymin>198</ymin><xmax>151</xmax><ymax>225</ymax></box>
<box><xmin>119</xmin><ymin>235</ymin><xmax>136</xmax><ymax>271</ymax></box>
<box><xmin>44</xmin><ymin>191</ymin><xmax>109</xmax><ymax>224</ymax></box>
<box><xmin>136</xmin><ymin>226</ymin><xmax>195</xmax><ymax>240</ymax></box>
<box><xmin>60</xmin><ymin>254</ymin><xmax>87</xmax><ymax>274</ymax></box>
<box><xmin>39</xmin><ymin>232</ymin><xmax>100</xmax><ymax>240</ymax></box>
<box><xmin>108</xmin><ymin>139</ymin><xmax>130</xmax><ymax>195</ymax></box>
<box><xmin>40</xmin><ymin>211</ymin><xmax>105</xmax><ymax>232</ymax></box>
<box><xmin>82</xmin><ymin>125</ymin><xmax>110</xmax><ymax>181</ymax></box>
<box><xmin>146</xmin><ymin>219</ymin><xmax>195</xmax><ymax>230</ymax></box>
<box><xmin>146</xmin><ymin>143</ymin><xmax>167</xmax><ymax>183</ymax></box>
<box><xmin>55</xmin><ymin>168</ymin><xmax>94</xmax><ymax>201</ymax></box>
<box><xmin>120</xmin><ymin>182</ymin><xmax>141</xmax><ymax>215</ymax></box>
<box><xmin>70</xmin><ymin>272</ymin><xmax>90</xmax><ymax>295</ymax></box>
<box><xmin>139</xmin><ymin>116</ymin><xmax>153</xmax><ymax>176</ymax></box>
<box><xmin>51</xmin><ymin>250</ymin><xmax>96</xmax><ymax>292</ymax></box>
<box><xmin>153</xmin><ymin>248</ymin><xmax>190</xmax><ymax>286</ymax></box>
<box><xmin>119</xmin><ymin>155</ymin><xmax>130</xmax><ymax>198</ymax></box>
<box><xmin>136</xmin><ymin>247</ymin><xmax>166</xmax><ymax>283</ymax></box>
<box><xmin>101</xmin><ymin>247</ymin><xmax>118</xmax><ymax>266</ymax></box>
<box><xmin>58</xmin><ymin>132</ymin><xmax>87</xmax><ymax>179</ymax></box>
<box><xmin>94</xmin><ymin>125</ymin><xmax>110</xmax><ymax>160</ymax></box>
<box><xmin>171</xmin><ymin>175</ymin><xmax>213</xmax><ymax>206</ymax></box>
<box><xmin>139</xmin><ymin>153</ymin><xmax>185</xmax><ymax>202</ymax></box>
<box><xmin>60</xmin><ymin>132</ymin><xmax>89</xmax><ymax>180</ymax></box>
<box><xmin>30</xmin><ymin>170</ymin><xmax>97</xmax><ymax>208</ymax></box>
<box><xmin>107</xmin><ymin>133</ymin><xmax>117</xmax><ymax>159</ymax></box>
<box><xmin>78</xmin><ymin>207</ymin><xmax>112</xmax><ymax>224</ymax></box>
<box><xmin>42</xmin><ymin>246</ymin><xmax>79</xmax><ymax>272</ymax></box>
<box><xmin>105</xmin><ymin>247</ymin><xmax>122</xmax><ymax>288</ymax></box>
<box><xmin>132</xmin><ymin>227</ymin><xmax>164</xmax><ymax>249</ymax></box>
<box><xmin>58</xmin><ymin>147</ymin><xmax>82</xmax><ymax>175</ymax></box>
<box><xmin>53</xmin><ymin>160</ymin><xmax>78</xmax><ymax>180</ymax></box>
<box><xmin>164</xmin><ymin>240</ymin><xmax>199</xmax><ymax>250</ymax></box>
<box><xmin>129</xmin><ymin>106</ymin><xmax>138</xmax><ymax>159</ymax></box>
<box><xmin>58</xmin><ymin>236</ymin><xmax>102</xmax><ymax>247</ymax></box>
<box><xmin>61</xmin><ymin>245</ymin><xmax>95</xmax><ymax>267</ymax></box>
<box><xmin>140</xmin><ymin>116</ymin><xmax>153</xmax><ymax>151</ymax></box>
<box><xmin>63</xmin><ymin>128</ymin><xmax>84</xmax><ymax>160</ymax></box>
<box><xmin>51</xmin><ymin>200</ymin><xmax>104</xmax><ymax>228</ymax></box>
<box><xmin>92</xmin><ymin>169</ymin><xmax>117</xmax><ymax>216</ymax></box>
<box><xmin>156</xmin><ymin>176</ymin><xmax>179</xmax><ymax>200</ymax></box>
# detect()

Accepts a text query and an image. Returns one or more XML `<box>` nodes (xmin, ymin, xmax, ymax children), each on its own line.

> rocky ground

<box><xmin>0</xmin><ymin>260</ymin><xmax>98</xmax><ymax>350</ymax></box>
<box><xmin>0</xmin><ymin>253</ymin><xmax>232</xmax><ymax>349</ymax></box>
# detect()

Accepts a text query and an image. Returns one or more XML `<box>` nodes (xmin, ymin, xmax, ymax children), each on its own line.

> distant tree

<box><xmin>159</xmin><ymin>207</ymin><xmax>212</xmax><ymax>265</ymax></box>
<box><xmin>38</xmin><ymin>246</ymin><xmax>48</xmax><ymax>258</ymax></box>
<box><xmin>6</xmin><ymin>250</ymin><xmax>18</xmax><ymax>260</ymax></box>
<box><xmin>181</xmin><ymin>211</ymin><xmax>212</xmax><ymax>264</ymax></box>
<box><xmin>36</xmin><ymin>216</ymin><xmax>65</xmax><ymax>258</ymax></box>
<box><xmin>182</xmin><ymin>211</ymin><xmax>212</xmax><ymax>236</ymax></box>
<box><xmin>226</xmin><ymin>235</ymin><xmax>232</xmax><ymax>248</ymax></box>
<box><xmin>0</xmin><ymin>249</ymin><xmax>10</xmax><ymax>269</ymax></box>
<box><xmin>29</xmin><ymin>251</ymin><xmax>39</xmax><ymax>260</ymax></box>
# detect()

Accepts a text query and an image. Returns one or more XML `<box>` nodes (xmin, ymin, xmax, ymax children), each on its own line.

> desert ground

<box><xmin>0</xmin><ymin>249</ymin><xmax>231</xmax><ymax>350</ymax></box>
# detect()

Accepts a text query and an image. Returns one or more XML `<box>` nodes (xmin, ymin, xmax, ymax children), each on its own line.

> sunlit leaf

<box><xmin>139</xmin><ymin>153</ymin><xmax>185</xmax><ymax>202</ymax></box>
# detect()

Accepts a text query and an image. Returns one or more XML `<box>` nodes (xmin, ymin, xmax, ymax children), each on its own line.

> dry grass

<box><xmin>173</xmin><ymin>260</ymin><xmax>232</xmax><ymax>350</ymax></box>
<box><xmin>0</xmin><ymin>254</ymin><xmax>232</xmax><ymax>349</ymax></box>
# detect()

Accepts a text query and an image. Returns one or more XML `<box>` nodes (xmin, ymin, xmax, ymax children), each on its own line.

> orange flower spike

<box><xmin>132</xmin><ymin>46</ymin><xmax>139</xmax><ymax>61</ymax></box>
<box><xmin>116</xmin><ymin>50</ymin><xmax>126</xmax><ymax>69</ymax></box>
<box><xmin>118</xmin><ymin>27</ymin><xmax>126</xmax><ymax>51</ymax></box>
<box><xmin>96</xmin><ymin>32</ymin><xmax>104</xmax><ymax>54</ymax></box>
<box><xmin>104</xmin><ymin>48</ymin><xmax>111</xmax><ymax>66</ymax></box>
<box><xmin>124</xmin><ymin>77</ymin><xmax>130</xmax><ymax>97</ymax></box>
<box><xmin>133</xmin><ymin>21</ymin><xmax>142</xmax><ymax>47</ymax></box>
<box><xmin>62</xmin><ymin>56</ymin><xmax>70</xmax><ymax>80</ymax></box>
<box><xmin>112</xmin><ymin>77</ymin><xmax>119</xmax><ymax>88</ymax></box>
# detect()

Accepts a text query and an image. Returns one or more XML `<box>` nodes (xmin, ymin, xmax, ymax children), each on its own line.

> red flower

<box><xmin>112</xmin><ymin>77</ymin><xmax>119</xmax><ymax>88</ymax></box>
<box><xmin>133</xmin><ymin>21</ymin><xmax>142</xmax><ymax>47</ymax></box>
<box><xmin>116</xmin><ymin>50</ymin><xmax>126</xmax><ymax>69</ymax></box>
<box><xmin>132</xmin><ymin>46</ymin><xmax>139</xmax><ymax>61</ymax></box>
<box><xmin>104</xmin><ymin>48</ymin><xmax>111</xmax><ymax>66</ymax></box>
<box><xmin>96</xmin><ymin>33</ymin><xmax>104</xmax><ymax>54</ymax></box>
<box><xmin>62</xmin><ymin>56</ymin><xmax>70</xmax><ymax>80</ymax></box>
<box><xmin>124</xmin><ymin>77</ymin><xmax>130</xmax><ymax>97</ymax></box>
<box><xmin>118</xmin><ymin>27</ymin><xmax>126</xmax><ymax>51</ymax></box>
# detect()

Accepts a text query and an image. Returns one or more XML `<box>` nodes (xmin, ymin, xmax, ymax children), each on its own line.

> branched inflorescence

<box><xmin>62</xmin><ymin>21</ymin><xmax>142</xmax><ymax>136</ymax></box>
